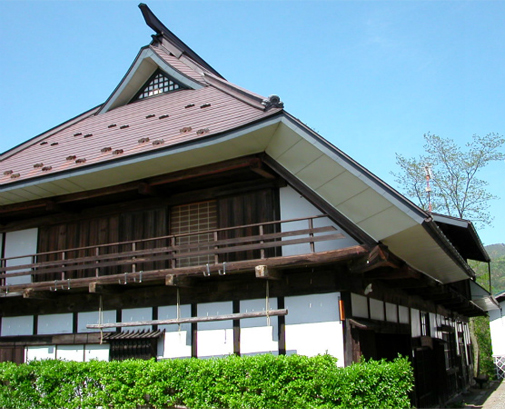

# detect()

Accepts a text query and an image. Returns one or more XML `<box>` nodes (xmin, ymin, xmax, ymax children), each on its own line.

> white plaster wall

<box><xmin>430</xmin><ymin>313</ymin><xmax>439</xmax><ymax>339</ymax></box>
<box><xmin>240</xmin><ymin>298</ymin><xmax>278</xmax><ymax>355</ymax></box>
<box><xmin>279</xmin><ymin>186</ymin><xmax>358</xmax><ymax>256</ymax></box>
<box><xmin>122</xmin><ymin>307</ymin><xmax>152</xmax><ymax>332</ymax></box>
<box><xmin>490</xmin><ymin>303</ymin><xmax>505</xmax><ymax>356</ymax></box>
<box><xmin>197</xmin><ymin>301</ymin><xmax>233</xmax><ymax>357</ymax></box>
<box><xmin>26</xmin><ymin>346</ymin><xmax>56</xmax><ymax>361</ymax></box>
<box><xmin>411</xmin><ymin>309</ymin><xmax>421</xmax><ymax>337</ymax></box>
<box><xmin>78</xmin><ymin>310</ymin><xmax>117</xmax><ymax>333</ymax></box>
<box><xmin>285</xmin><ymin>293</ymin><xmax>344</xmax><ymax>365</ymax></box>
<box><xmin>385</xmin><ymin>302</ymin><xmax>397</xmax><ymax>323</ymax></box>
<box><xmin>85</xmin><ymin>344</ymin><xmax>109</xmax><ymax>361</ymax></box>
<box><xmin>4</xmin><ymin>228</ymin><xmax>38</xmax><ymax>285</ymax></box>
<box><xmin>159</xmin><ymin>305</ymin><xmax>192</xmax><ymax>359</ymax></box>
<box><xmin>38</xmin><ymin>313</ymin><xmax>73</xmax><ymax>335</ymax></box>
<box><xmin>399</xmin><ymin>306</ymin><xmax>410</xmax><ymax>324</ymax></box>
<box><xmin>369</xmin><ymin>298</ymin><xmax>384</xmax><ymax>321</ymax></box>
<box><xmin>351</xmin><ymin>293</ymin><xmax>368</xmax><ymax>318</ymax></box>
<box><xmin>1</xmin><ymin>315</ymin><xmax>33</xmax><ymax>336</ymax></box>
<box><xmin>57</xmin><ymin>345</ymin><xmax>84</xmax><ymax>362</ymax></box>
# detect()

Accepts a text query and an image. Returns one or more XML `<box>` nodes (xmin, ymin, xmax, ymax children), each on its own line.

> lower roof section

<box><xmin>0</xmin><ymin>113</ymin><xmax>478</xmax><ymax>285</ymax></box>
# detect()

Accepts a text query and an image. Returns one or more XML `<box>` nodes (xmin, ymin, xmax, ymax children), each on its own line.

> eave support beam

<box><xmin>255</xmin><ymin>265</ymin><xmax>282</xmax><ymax>280</ymax></box>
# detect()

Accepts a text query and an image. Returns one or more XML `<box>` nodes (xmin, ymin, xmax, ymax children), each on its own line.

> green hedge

<box><xmin>0</xmin><ymin>354</ymin><xmax>413</xmax><ymax>408</ymax></box>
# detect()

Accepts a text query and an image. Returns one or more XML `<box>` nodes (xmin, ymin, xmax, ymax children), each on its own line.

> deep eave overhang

<box><xmin>0</xmin><ymin>111</ymin><xmax>481</xmax><ymax>285</ymax></box>
<box><xmin>432</xmin><ymin>213</ymin><xmax>490</xmax><ymax>262</ymax></box>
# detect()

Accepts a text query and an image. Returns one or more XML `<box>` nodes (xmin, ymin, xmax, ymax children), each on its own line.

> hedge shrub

<box><xmin>0</xmin><ymin>354</ymin><xmax>413</xmax><ymax>408</ymax></box>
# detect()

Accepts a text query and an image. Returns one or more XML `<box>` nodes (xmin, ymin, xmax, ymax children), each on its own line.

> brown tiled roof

<box><xmin>0</xmin><ymin>40</ymin><xmax>282</xmax><ymax>187</ymax></box>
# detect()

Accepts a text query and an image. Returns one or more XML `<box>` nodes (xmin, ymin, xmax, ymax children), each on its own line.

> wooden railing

<box><xmin>0</xmin><ymin>215</ymin><xmax>344</xmax><ymax>293</ymax></box>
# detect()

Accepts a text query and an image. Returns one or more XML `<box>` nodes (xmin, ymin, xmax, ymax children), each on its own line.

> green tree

<box><xmin>394</xmin><ymin>132</ymin><xmax>504</xmax><ymax>379</ymax></box>
<box><xmin>393</xmin><ymin>132</ymin><xmax>504</xmax><ymax>229</ymax></box>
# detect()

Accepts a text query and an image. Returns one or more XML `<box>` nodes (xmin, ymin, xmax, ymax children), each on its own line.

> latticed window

<box><xmin>133</xmin><ymin>70</ymin><xmax>183</xmax><ymax>101</ymax></box>
<box><xmin>170</xmin><ymin>201</ymin><xmax>217</xmax><ymax>267</ymax></box>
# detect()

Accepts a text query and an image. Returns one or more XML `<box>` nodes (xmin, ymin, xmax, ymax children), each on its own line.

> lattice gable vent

<box><xmin>131</xmin><ymin>69</ymin><xmax>185</xmax><ymax>102</ymax></box>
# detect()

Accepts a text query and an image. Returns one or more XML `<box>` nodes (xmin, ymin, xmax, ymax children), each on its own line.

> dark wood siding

<box><xmin>218</xmin><ymin>188</ymin><xmax>278</xmax><ymax>261</ymax></box>
<box><xmin>0</xmin><ymin>347</ymin><xmax>24</xmax><ymax>364</ymax></box>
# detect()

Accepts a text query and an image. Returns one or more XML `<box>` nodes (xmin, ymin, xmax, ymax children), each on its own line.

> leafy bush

<box><xmin>0</xmin><ymin>354</ymin><xmax>413</xmax><ymax>408</ymax></box>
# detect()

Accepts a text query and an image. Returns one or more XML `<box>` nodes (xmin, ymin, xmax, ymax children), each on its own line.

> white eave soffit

<box><xmin>99</xmin><ymin>48</ymin><xmax>204</xmax><ymax>114</ymax></box>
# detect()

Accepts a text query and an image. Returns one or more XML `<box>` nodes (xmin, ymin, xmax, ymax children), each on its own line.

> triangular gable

<box><xmin>130</xmin><ymin>69</ymin><xmax>186</xmax><ymax>102</ymax></box>
<box><xmin>99</xmin><ymin>47</ymin><xmax>204</xmax><ymax>114</ymax></box>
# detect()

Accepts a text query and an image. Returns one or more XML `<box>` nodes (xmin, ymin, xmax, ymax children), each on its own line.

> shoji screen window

<box><xmin>170</xmin><ymin>201</ymin><xmax>217</xmax><ymax>267</ymax></box>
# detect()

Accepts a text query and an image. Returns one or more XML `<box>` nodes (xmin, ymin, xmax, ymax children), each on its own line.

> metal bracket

<box><xmin>219</xmin><ymin>262</ymin><xmax>227</xmax><ymax>276</ymax></box>
<box><xmin>119</xmin><ymin>272</ymin><xmax>128</xmax><ymax>285</ymax></box>
<box><xmin>203</xmin><ymin>264</ymin><xmax>211</xmax><ymax>277</ymax></box>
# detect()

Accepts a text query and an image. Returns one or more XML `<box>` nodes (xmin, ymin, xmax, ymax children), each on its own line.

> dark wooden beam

<box><xmin>165</xmin><ymin>274</ymin><xmax>195</xmax><ymax>287</ymax></box>
<box><xmin>250</xmin><ymin>160</ymin><xmax>276</xmax><ymax>179</ymax></box>
<box><xmin>255</xmin><ymin>265</ymin><xmax>282</xmax><ymax>280</ymax></box>
<box><xmin>22</xmin><ymin>288</ymin><xmax>57</xmax><ymax>300</ymax></box>
<box><xmin>89</xmin><ymin>282</ymin><xmax>130</xmax><ymax>294</ymax></box>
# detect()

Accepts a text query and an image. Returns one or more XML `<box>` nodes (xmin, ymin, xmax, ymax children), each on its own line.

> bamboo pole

<box><xmin>86</xmin><ymin>308</ymin><xmax>288</xmax><ymax>330</ymax></box>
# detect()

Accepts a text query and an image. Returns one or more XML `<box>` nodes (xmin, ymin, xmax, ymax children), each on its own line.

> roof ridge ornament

<box><xmin>262</xmin><ymin>95</ymin><xmax>284</xmax><ymax>111</ymax></box>
<box><xmin>138</xmin><ymin>3</ymin><xmax>224</xmax><ymax>79</ymax></box>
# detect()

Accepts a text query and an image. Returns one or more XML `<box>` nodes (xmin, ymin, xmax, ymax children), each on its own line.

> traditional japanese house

<box><xmin>0</xmin><ymin>4</ymin><xmax>497</xmax><ymax>407</ymax></box>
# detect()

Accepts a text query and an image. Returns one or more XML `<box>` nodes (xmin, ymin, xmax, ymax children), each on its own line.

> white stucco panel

<box><xmin>163</xmin><ymin>331</ymin><xmax>192</xmax><ymax>359</ymax></box>
<box><xmin>26</xmin><ymin>346</ymin><xmax>56</xmax><ymax>362</ymax></box>
<box><xmin>57</xmin><ymin>345</ymin><xmax>84</xmax><ymax>362</ymax></box>
<box><xmin>122</xmin><ymin>307</ymin><xmax>152</xmax><ymax>332</ymax></box>
<box><xmin>4</xmin><ymin>228</ymin><xmax>38</xmax><ymax>285</ymax></box>
<box><xmin>1</xmin><ymin>315</ymin><xmax>34</xmax><ymax>336</ymax></box>
<box><xmin>279</xmin><ymin>186</ymin><xmax>358</xmax><ymax>256</ymax></box>
<box><xmin>38</xmin><ymin>313</ymin><xmax>73</xmax><ymax>335</ymax></box>
<box><xmin>78</xmin><ymin>310</ymin><xmax>117</xmax><ymax>333</ymax></box>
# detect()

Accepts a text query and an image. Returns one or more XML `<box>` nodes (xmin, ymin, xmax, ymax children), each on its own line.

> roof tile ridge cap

<box><xmin>149</xmin><ymin>43</ymin><xmax>207</xmax><ymax>87</ymax></box>
<box><xmin>0</xmin><ymin>105</ymin><xmax>101</xmax><ymax>162</ymax></box>
<box><xmin>204</xmin><ymin>72</ymin><xmax>265</xmax><ymax>100</ymax></box>
<box><xmin>203</xmin><ymin>72</ymin><xmax>273</xmax><ymax>111</ymax></box>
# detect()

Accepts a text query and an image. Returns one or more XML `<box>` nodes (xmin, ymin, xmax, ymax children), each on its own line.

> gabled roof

<box><xmin>0</xmin><ymin>4</ymin><xmax>486</xmax><ymax>288</ymax></box>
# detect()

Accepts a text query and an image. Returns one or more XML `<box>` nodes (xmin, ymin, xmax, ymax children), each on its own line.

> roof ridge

<box><xmin>149</xmin><ymin>43</ymin><xmax>206</xmax><ymax>85</ymax></box>
<box><xmin>203</xmin><ymin>72</ymin><xmax>284</xmax><ymax>112</ymax></box>
<box><xmin>139</xmin><ymin>3</ymin><xmax>224</xmax><ymax>80</ymax></box>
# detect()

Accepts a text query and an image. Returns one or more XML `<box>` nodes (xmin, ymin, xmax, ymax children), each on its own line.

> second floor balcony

<box><xmin>0</xmin><ymin>215</ymin><xmax>367</xmax><ymax>297</ymax></box>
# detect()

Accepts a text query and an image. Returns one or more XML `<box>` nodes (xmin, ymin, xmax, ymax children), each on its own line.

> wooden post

<box><xmin>61</xmin><ymin>251</ymin><xmax>66</xmax><ymax>281</ymax></box>
<box><xmin>308</xmin><ymin>218</ymin><xmax>315</xmax><ymax>253</ymax></box>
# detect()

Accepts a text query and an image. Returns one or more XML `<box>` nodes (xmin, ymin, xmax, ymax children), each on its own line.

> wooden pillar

<box><xmin>277</xmin><ymin>296</ymin><xmax>286</xmax><ymax>355</ymax></box>
<box><xmin>191</xmin><ymin>303</ymin><xmax>197</xmax><ymax>358</ymax></box>
<box><xmin>340</xmin><ymin>292</ymin><xmax>353</xmax><ymax>366</ymax></box>
<box><xmin>233</xmin><ymin>300</ymin><xmax>240</xmax><ymax>356</ymax></box>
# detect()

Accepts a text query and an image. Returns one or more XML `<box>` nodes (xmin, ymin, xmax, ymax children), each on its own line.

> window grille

<box><xmin>170</xmin><ymin>201</ymin><xmax>217</xmax><ymax>267</ymax></box>
<box><xmin>133</xmin><ymin>70</ymin><xmax>182</xmax><ymax>101</ymax></box>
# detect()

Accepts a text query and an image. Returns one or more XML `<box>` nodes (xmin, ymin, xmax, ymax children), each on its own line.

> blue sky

<box><xmin>0</xmin><ymin>0</ymin><xmax>504</xmax><ymax>246</ymax></box>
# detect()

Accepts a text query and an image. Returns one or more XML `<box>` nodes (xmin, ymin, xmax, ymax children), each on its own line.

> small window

<box><xmin>170</xmin><ymin>201</ymin><xmax>217</xmax><ymax>267</ymax></box>
<box><xmin>131</xmin><ymin>70</ymin><xmax>184</xmax><ymax>102</ymax></box>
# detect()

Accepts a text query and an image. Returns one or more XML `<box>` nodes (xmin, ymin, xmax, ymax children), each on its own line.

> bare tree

<box><xmin>393</xmin><ymin>132</ymin><xmax>504</xmax><ymax>228</ymax></box>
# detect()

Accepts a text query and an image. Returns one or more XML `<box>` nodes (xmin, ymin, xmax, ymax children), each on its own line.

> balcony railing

<box><xmin>0</xmin><ymin>215</ymin><xmax>347</xmax><ymax>293</ymax></box>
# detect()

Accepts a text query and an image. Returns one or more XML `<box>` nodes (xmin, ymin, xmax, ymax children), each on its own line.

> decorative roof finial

<box><xmin>262</xmin><ymin>95</ymin><xmax>284</xmax><ymax>111</ymax></box>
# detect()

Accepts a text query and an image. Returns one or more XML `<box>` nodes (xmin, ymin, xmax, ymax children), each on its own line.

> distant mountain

<box><xmin>486</xmin><ymin>243</ymin><xmax>505</xmax><ymax>260</ymax></box>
